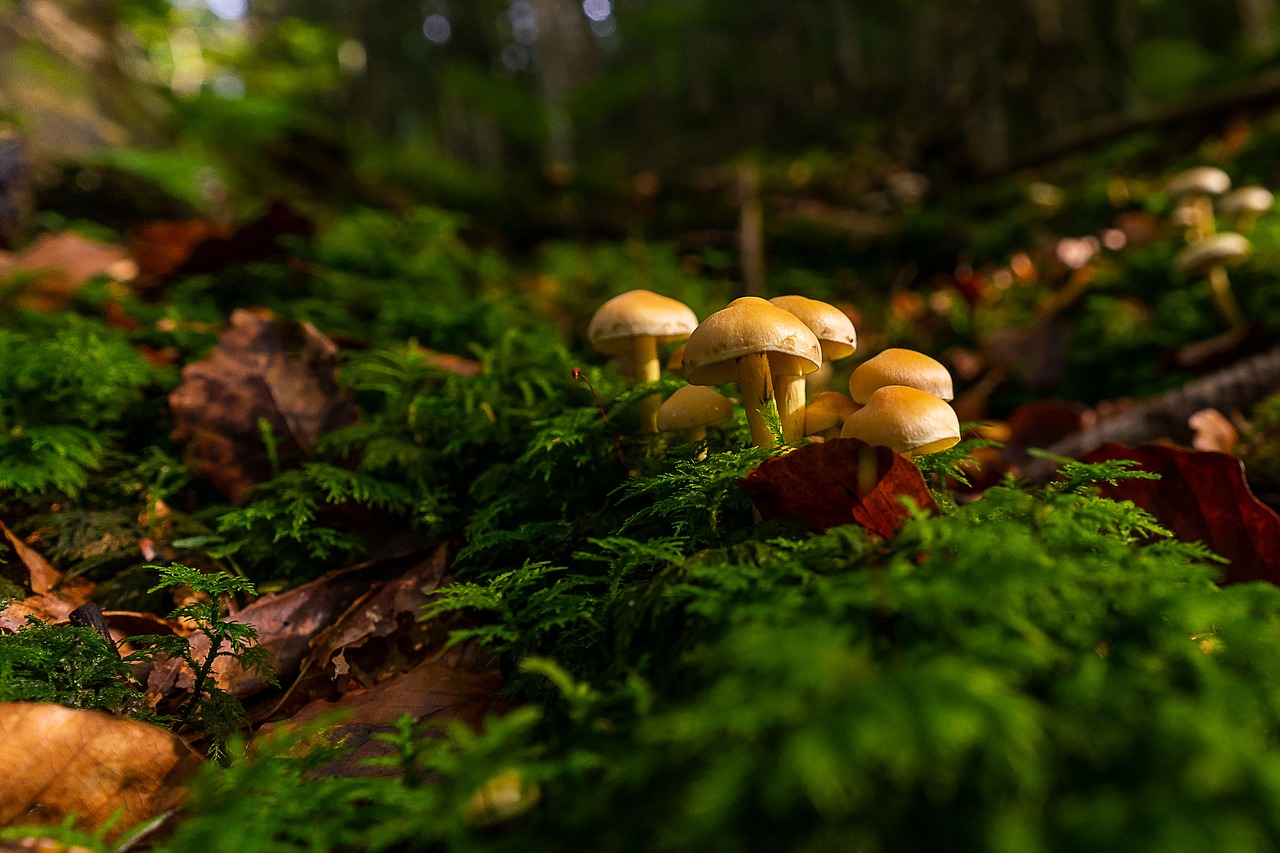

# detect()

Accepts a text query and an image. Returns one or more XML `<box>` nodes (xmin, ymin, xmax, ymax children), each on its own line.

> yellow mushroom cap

<box><xmin>461</xmin><ymin>768</ymin><xmax>541</xmax><ymax>827</ymax></box>
<box><xmin>1219</xmin><ymin>186</ymin><xmax>1274</xmax><ymax>216</ymax></box>
<box><xmin>682</xmin><ymin>297</ymin><xmax>822</xmax><ymax>385</ymax></box>
<box><xmin>587</xmin><ymin>290</ymin><xmax>698</xmax><ymax>356</ymax></box>
<box><xmin>840</xmin><ymin>385</ymin><xmax>960</xmax><ymax>456</ymax></box>
<box><xmin>657</xmin><ymin>385</ymin><xmax>734</xmax><ymax>431</ymax></box>
<box><xmin>804</xmin><ymin>391</ymin><xmax>858</xmax><ymax>434</ymax></box>
<box><xmin>768</xmin><ymin>295</ymin><xmax>857</xmax><ymax>361</ymax></box>
<box><xmin>1167</xmin><ymin>166</ymin><xmax>1231</xmax><ymax>197</ymax></box>
<box><xmin>1173</xmin><ymin>232</ymin><xmax>1252</xmax><ymax>277</ymax></box>
<box><xmin>848</xmin><ymin>348</ymin><xmax>953</xmax><ymax>404</ymax></box>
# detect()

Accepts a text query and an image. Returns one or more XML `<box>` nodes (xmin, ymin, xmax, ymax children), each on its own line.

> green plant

<box><xmin>126</xmin><ymin>565</ymin><xmax>276</xmax><ymax>758</ymax></box>
<box><xmin>0</xmin><ymin>620</ymin><xmax>150</xmax><ymax>718</ymax></box>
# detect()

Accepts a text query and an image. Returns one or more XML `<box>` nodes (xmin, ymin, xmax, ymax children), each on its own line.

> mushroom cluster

<box><xmin>589</xmin><ymin>290</ymin><xmax>961</xmax><ymax>460</ymax></box>
<box><xmin>1162</xmin><ymin>167</ymin><xmax>1272</xmax><ymax>331</ymax></box>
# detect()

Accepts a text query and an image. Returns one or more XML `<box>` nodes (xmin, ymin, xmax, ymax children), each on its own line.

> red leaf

<box><xmin>1082</xmin><ymin>442</ymin><xmax>1280</xmax><ymax>584</ymax></box>
<box><xmin>739</xmin><ymin>438</ymin><xmax>937</xmax><ymax>538</ymax></box>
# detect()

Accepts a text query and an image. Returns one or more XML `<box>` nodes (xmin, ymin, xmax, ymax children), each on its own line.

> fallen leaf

<box><xmin>131</xmin><ymin>202</ymin><xmax>312</xmax><ymax>286</ymax></box>
<box><xmin>277</xmin><ymin>650</ymin><xmax>503</xmax><ymax>777</ymax></box>
<box><xmin>0</xmin><ymin>520</ymin><xmax>61</xmax><ymax>595</ymax></box>
<box><xmin>1189</xmin><ymin>408</ymin><xmax>1239</xmax><ymax>453</ymax></box>
<box><xmin>0</xmin><ymin>703</ymin><xmax>201</xmax><ymax>836</ymax></box>
<box><xmin>0</xmin><ymin>596</ymin><xmax>75</xmax><ymax>633</ymax></box>
<box><xmin>270</xmin><ymin>546</ymin><xmax>454</xmax><ymax>716</ymax></box>
<box><xmin>1082</xmin><ymin>442</ymin><xmax>1280</xmax><ymax>584</ymax></box>
<box><xmin>0</xmin><ymin>232</ymin><xmax>133</xmax><ymax>311</ymax></box>
<box><xmin>169</xmin><ymin>309</ymin><xmax>359</xmax><ymax>502</ymax></box>
<box><xmin>739</xmin><ymin>439</ymin><xmax>937</xmax><ymax>537</ymax></box>
<box><xmin>130</xmin><ymin>219</ymin><xmax>232</xmax><ymax>282</ymax></box>
<box><xmin>145</xmin><ymin>550</ymin><xmax>430</xmax><ymax>705</ymax></box>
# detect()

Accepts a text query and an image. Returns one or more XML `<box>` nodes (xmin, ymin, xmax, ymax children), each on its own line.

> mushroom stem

<box><xmin>1194</xmin><ymin>195</ymin><xmax>1217</xmax><ymax>241</ymax></box>
<box><xmin>632</xmin><ymin>335</ymin><xmax>661</xmax><ymax>432</ymax></box>
<box><xmin>776</xmin><ymin>374</ymin><xmax>806</xmax><ymax>443</ymax></box>
<box><xmin>1206</xmin><ymin>265</ymin><xmax>1245</xmax><ymax>329</ymax></box>
<box><xmin>685</xmin><ymin>425</ymin><xmax>708</xmax><ymax>461</ymax></box>
<box><xmin>737</xmin><ymin>351</ymin><xmax>777</xmax><ymax>448</ymax></box>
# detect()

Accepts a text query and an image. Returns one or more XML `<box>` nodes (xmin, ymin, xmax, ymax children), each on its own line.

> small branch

<box><xmin>1023</xmin><ymin>346</ymin><xmax>1280</xmax><ymax>481</ymax></box>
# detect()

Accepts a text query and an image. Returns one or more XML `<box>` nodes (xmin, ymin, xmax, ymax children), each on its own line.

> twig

<box><xmin>1023</xmin><ymin>346</ymin><xmax>1280</xmax><ymax>481</ymax></box>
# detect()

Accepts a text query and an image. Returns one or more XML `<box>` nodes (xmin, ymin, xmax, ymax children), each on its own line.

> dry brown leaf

<box><xmin>131</xmin><ymin>203</ymin><xmax>312</xmax><ymax>287</ymax></box>
<box><xmin>1189</xmin><ymin>408</ymin><xmax>1239</xmax><ymax>453</ymax></box>
<box><xmin>145</xmin><ymin>551</ymin><xmax>429</xmax><ymax>705</ymax></box>
<box><xmin>130</xmin><ymin>219</ymin><xmax>232</xmax><ymax>282</ymax></box>
<box><xmin>0</xmin><ymin>232</ymin><xmax>133</xmax><ymax>311</ymax></box>
<box><xmin>270</xmin><ymin>547</ymin><xmax>454</xmax><ymax>716</ymax></box>
<box><xmin>168</xmin><ymin>309</ymin><xmax>358</xmax><ymax>502</ymax></box>
<box><xmin>0</xmin><ymin>520</ymin><xmax>62</xmax><ymax>595</ymax></box>
<box><xmin>0</xmin><ymin>703</ymin><xmax>201</xmax><ymax>837</ymax></box>
<box><xmin>0</xmin><ymin>596</ymin><xmax>75</xmax><ymax>633</ymax></box>
<box><xmin>276</xmin><ymin>651</ymin><xmax>503</xmax><ymax>777</ymax></box>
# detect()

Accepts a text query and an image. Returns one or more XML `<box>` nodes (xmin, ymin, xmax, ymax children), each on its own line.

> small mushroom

<box><xmin>1173</xmin><ymin>232</ymin><xmax>1251</xmax><ymax>329</ymax></box>
<box><xmin>804</xmin><ymin>391</ymin><xmax>858</xmax><ymax>439</ymax></box>
<box><xmin>1167</xmin><ymin>166</ymin><xmax>1231</xmax><ymax>242</ymax></box>
<box><xmin>588</xmin><ymin>290</ymin><xmax>698</xmax><ymax>433</ymax></box>
<box><xmin>840</xmin><ymin>385</ymin><xmax>960</xmax><ymax>457</ymax></box>
<box><xmin>683</xmin><ymin>297</ymin><xmax>821</xmax><ymax>448</ymax></box>
<box><xmin>768</xmin><ymin>295</ymin><xmax>858</xmax><ymax>442</ymax></box>
<box><xmin>1218</xmin><ymin>186</ymin><xmax>1274</xmax><ymax>234</ymax></box>
<box><xmin>848</xmin><ymin>348</ymin><xmax>953</xmax><ymax>405</ymax></box>
<box><xmin>657</xmin><ymin>385</ymin><xmax>734</xmax><ymax>459</ymax></box>
<box><xmin>461</xmin><ymin>768</ymin><xmax>541</xmax><ymax>827</ymax></box>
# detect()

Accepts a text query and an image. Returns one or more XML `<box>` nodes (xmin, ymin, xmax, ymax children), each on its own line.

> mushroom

<box><xmin>682</xmin><ymin>296</ymin><xmax>821</xmax><ymax>448</ymax></box>
<box><xmin>1218</xmin><ymin>186</ymin><xmax>1274</xmax><ymax>234</ymax></box>
<box><xmin>768</xmin><ymin>295</ymin><xmax>858</xmax><ymax>442</ymax></box>
<box><xmin>848</xmin><ymin>348</ymin><xmax>953</xmax><ymax>405</ymax></box>
<box><xmin>657</xmin><ymin>385</ymin><xmax>734</xmax><ymax>459</ymax></box>
<box><xmin>461</xmin><ymin>768</ymin><xmax>541</xmax><ymax>827</ymax></box>
<box><xmin>804</xmin><ymin>391</ymin><xmax>858</xmax><ymax>439</ymax></box>
<box><xmin>1166</xmin><ymin>166</ymin><xmax>1231</xmax><ymax>242</ymax></box>
<box><xmin>1173</xmin><ymin>232</ymin><xmax>1251</xmax><ymax>329</ymax></box>
<box><xmin>588</xmin><ymin>290</ymin><xmax>698</xmax><ymax>433</ymax></box>
<box><xmin>840</xmin><ymin>385</ymin><xmax>960</xmax><ymax>457</ymax></box>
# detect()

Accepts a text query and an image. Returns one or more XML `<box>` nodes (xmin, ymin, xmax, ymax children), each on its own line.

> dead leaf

<box><xmin>0</xmin><ymin>596</ymin><xmax>75</xmax><ymax>633</ymax></box>
<box><xmin>130</xmin><ymin>219</ymin><xmax>232</xmax><ymax>282</ymax></box>
<box><xmin>0</xmin><ymin>703</ymin><xmax>201</xmax><ymax>836</ymax></box>
<box><xmin>145</xmin><ymin>550</ymin><xmax>430</xmax><ymax>705</ymax></box>
<box><xmin>1189</xmin><ymin>409</ymin><xmax>1239</xmax><ymax>453</ymax></box>
<box><xmin>0</xmin><ymin>520</ymin><xmax>61</xmax><ymax>595</ymax></box>
<box><xmin>739</xmin><ymin>439</ymin><xmax>937</xmax><ymax>537</ymax></box>
<box><xmin>1082</xmin><ymin>442</ymin><xmax>1280</xmax><ymax>584</ymax></box>
<box><xmin>168</xmin><ymin>309</ymin><xmax>359</xmax><ymax>502</ymax></box>
<box><xmin>276</xmin><ymin>650</ymin><xmax>503</xmax><ymax>777</ymax></box>
<box><xmin>270</xmin><ymin>546</ymin><xmax>454</xmax><ymax>716</ymax></box>
<box><xmin>0</xmin><ymin>232</ymin><xmax>132</xmax><ymax>311</ymax></box>
<box><xmin>131</xmin><ymin>202</ymin><xmax>312</xmax><ymax>286</ymax></box>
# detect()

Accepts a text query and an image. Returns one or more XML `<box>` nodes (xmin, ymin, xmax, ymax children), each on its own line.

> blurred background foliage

<box><xmin>6</xmin><ymin>0</ymin><xmax>1280</xmax><ymax>216</ymax></box>
<box><xmin>6</xmin><ymin>0</ymin><xmax>1280</xmax><ymax>410</ymax></box>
